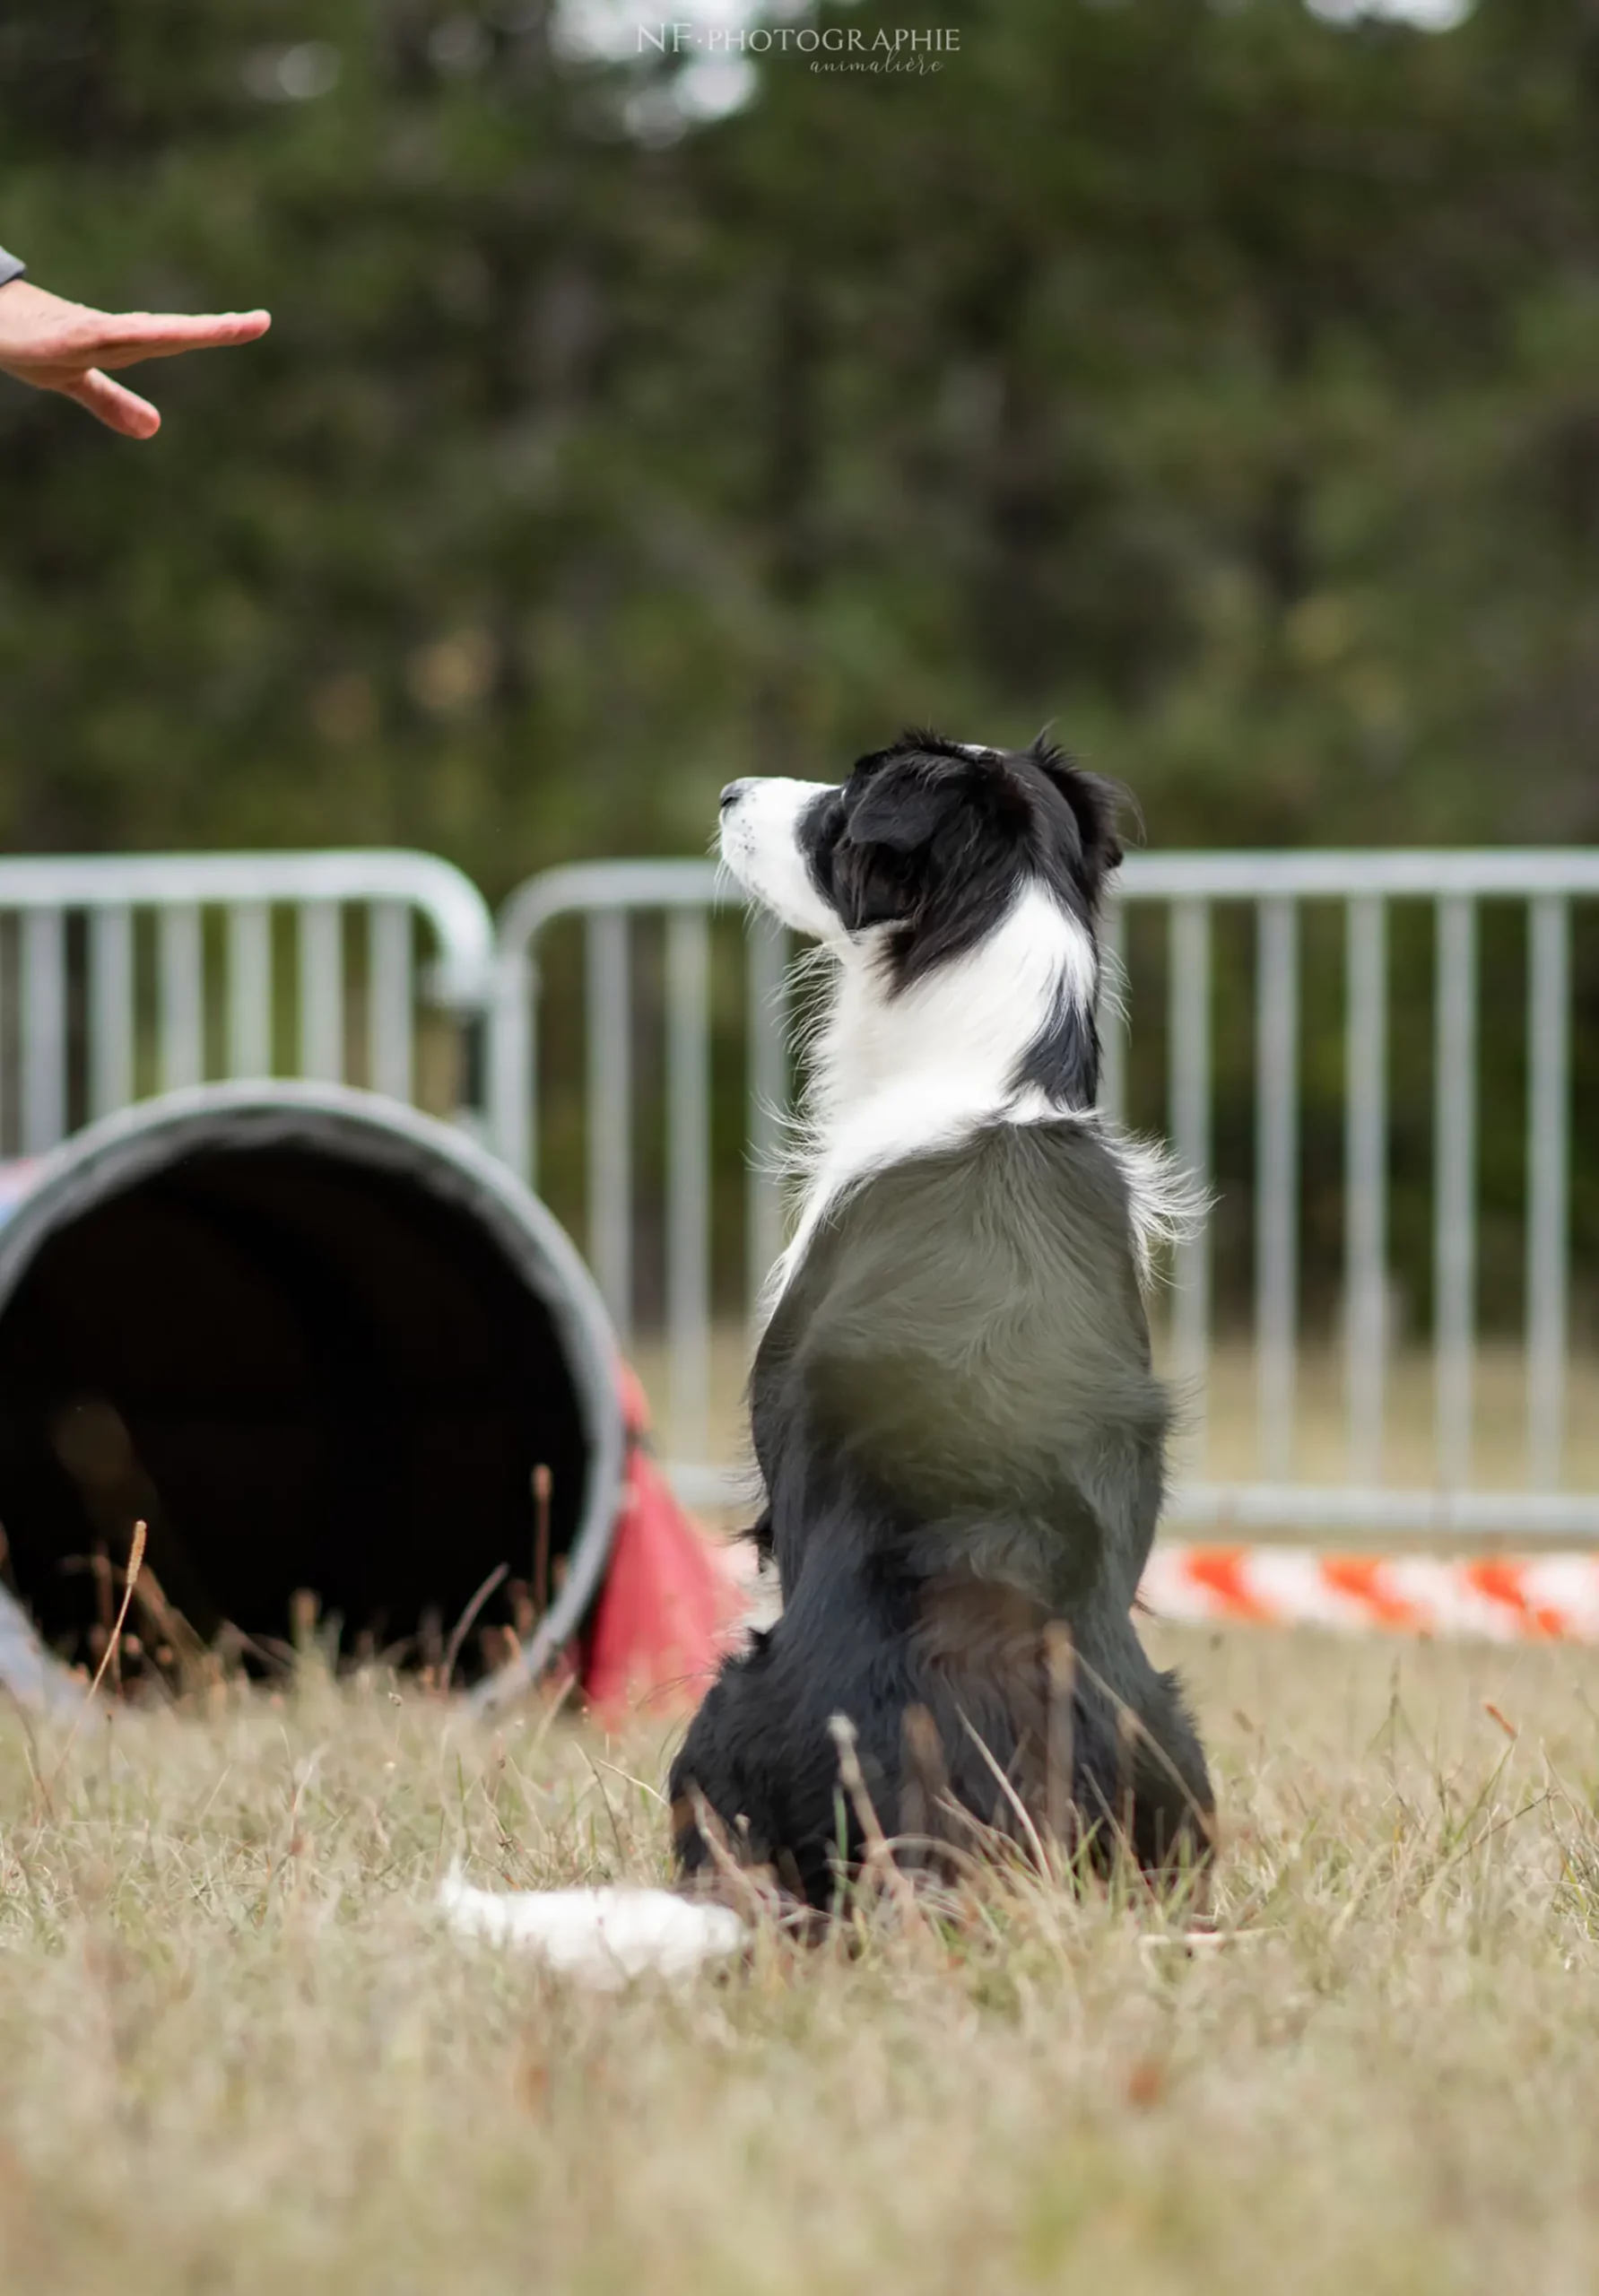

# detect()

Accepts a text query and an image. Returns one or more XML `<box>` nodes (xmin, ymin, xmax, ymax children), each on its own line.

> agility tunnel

<box><xmin>0</xmin><ymin>1083</ymin><xmax>734</xmax><ymax>1714</ymax></box>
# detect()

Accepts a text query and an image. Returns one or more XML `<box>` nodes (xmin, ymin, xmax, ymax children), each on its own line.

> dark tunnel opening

<box><xmin>0</xmin><ymin>1095</ymin><xmax>621</xmax><ymax>1692</ymax></box>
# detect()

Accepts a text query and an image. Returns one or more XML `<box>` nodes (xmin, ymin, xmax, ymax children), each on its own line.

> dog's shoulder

<box><xmin>778</xmin><ymin>1116</ymin><xmax>1147</xmax><ymax>1337</ymax></box>
<box><xmin>755</xmin><ymin>1118</ymin><xmax>1165</xmax><ymax>1509</ymax></box>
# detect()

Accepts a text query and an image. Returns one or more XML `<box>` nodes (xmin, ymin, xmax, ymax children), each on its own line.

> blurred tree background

<box><xmin>5</xmin><ymin>0</ymin><xmax>1599</xmax><ymax>876</ymax></box>
<box><xmin>1</xmin><ymin>0</ymin><xmax>1595</xmax><ymax>1337</ymax></box>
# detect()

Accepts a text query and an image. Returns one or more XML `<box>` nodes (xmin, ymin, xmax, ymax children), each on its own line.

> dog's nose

<box><xmin>719</xmin><ymin>780</ymin><xmax>748</xmax><ymax>812</ymax></box>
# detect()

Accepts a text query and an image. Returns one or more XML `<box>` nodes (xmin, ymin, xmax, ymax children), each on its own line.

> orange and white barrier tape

<box><xmin>1140</xmin><ymin>1545</ymin><xmax>1599</xmax><ymax>1644</ymax></box>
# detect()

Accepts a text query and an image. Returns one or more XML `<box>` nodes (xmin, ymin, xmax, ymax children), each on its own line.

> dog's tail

<box><xmin>437</xmin><ymin>1863</ymin><xmax>745</xmax><ymax>1989</ymax></box>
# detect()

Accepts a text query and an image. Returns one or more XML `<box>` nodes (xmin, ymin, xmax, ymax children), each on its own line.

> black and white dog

<box><xmin>442</xmin><ymin>732</ymin><xmax>1213</xmax><ymax>1979</ymax></box>
<box><xmin>668</xmin><ymin>730</ymin><xmax>1214</xmax><ymax>1905</ymax></box>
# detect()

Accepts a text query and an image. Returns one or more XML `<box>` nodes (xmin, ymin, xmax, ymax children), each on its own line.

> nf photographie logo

<box><xmin>640</xmin><ymin>22</ymin><xmax>960</xmax><ymax>73</ymax></box>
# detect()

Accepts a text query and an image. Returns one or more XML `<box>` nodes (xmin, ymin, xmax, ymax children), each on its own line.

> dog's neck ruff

<box><xmin>771</xmin><ymin>883</ymin><xmax>1098</xmax><ymax>1304</ymax></box>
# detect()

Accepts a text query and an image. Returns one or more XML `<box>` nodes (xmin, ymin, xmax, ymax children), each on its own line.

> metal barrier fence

<box><xmin>491</xmin><ymin>862</ymin><xmax>788</xmax><ymax>1475</ymax></box>
<box><xmin>4</xmin><ymin>844</ymin><xmax>1592</xmax><ymax>1542</ymax></box>
<box><xmin>0</xmin><ymin>850</ymin><xmax>493</xmax><ymax>1152</ymax></box>
<box><xmin>491</xmin><ymin>850</ymin><xmax>1599</xmax><ymax>1540</ymax></box>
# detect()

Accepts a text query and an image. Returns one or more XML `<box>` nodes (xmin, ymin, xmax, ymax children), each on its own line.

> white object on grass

<box><xmin>439</xmin><ymin>1867</ymin><xmax>746</xmax><ymax>1988</ymax></box>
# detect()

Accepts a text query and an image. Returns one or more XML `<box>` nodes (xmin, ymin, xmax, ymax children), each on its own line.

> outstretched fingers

<box><xmin>75</xmin><ymin>309</ymin><xmax>273</xmax><ymax>369</ymax></box>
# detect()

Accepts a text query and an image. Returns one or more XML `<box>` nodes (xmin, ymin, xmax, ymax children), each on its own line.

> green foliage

<box><xmin>4</xmin><ymin>0</ymin><xmax>1599</xmax><ymax>876</ymax></box>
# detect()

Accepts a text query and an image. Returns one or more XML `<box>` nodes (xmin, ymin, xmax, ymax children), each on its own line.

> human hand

<box><xmin>0</xmin><ymin>281</ymin><xmax>271</xmax><ymax>439</ymax></box>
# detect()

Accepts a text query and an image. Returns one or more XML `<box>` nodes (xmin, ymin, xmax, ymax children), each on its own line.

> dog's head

<box><xmin>718</xmin><ymin>730</ymin><xmax>1125</xmax><ymax>989</ymax></box>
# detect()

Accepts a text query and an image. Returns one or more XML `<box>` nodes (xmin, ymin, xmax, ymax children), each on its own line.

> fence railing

<box><xmin>491</xmin><ymin>861</ymin><xmax>787</xmax><ymax>1467</ymax></box>
<box><xmin>4</xmin><ymin>843</ymin><xmax>1591</xmax><ymax>1542</ymax></box>
<box><xmin>490</xmin><ymin>849</ymin><xmax>1599</xmax><ymax>1541</ymax></box>
<box><xmin>0</xmin><ymin>850</ymin><xmax>494</xmax><ymax>1152</ymax></box>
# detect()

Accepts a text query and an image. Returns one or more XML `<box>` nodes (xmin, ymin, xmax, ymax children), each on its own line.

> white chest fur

<box><xmin>769</xmin><ymin>885</ymin><xmax>1098</xmax><ymax>1305</ymax></box>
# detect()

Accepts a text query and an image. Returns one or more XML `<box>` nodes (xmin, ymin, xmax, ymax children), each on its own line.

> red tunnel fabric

<box><xmin>580</xmin><ymin>1364</ymin><xmax>747</xmax><ymax>1721</ymax></box>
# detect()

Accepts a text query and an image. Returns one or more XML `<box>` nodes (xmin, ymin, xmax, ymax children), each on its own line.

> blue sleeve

<box><xmin>0</xmin><ymin>248</ymin><xmax>26</xmax><ymax>289</ymax></box>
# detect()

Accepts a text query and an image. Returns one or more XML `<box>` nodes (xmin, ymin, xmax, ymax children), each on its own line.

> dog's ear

<box><xmin>831</xmin><ymin>839</ymin><xmax>914</xmax><ymax>930</ymax></box>
<box><xmin>831</xmin><ymin>758</ymin><xmax>961</xmax><ymax>929</ymax></box>
<box><xmin>1030</xmin><ymin>739</ymin><xmax>1126</xmax><ymax>876</ymax></box>
<box><xmin>843</xmin><ymin>757</ymin><xmax>962</xmax><ymax>856</ymax></box>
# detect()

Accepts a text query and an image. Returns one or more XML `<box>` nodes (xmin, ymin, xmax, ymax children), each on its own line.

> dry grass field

<box><xmin>4</xmin><ymin>1621</ymin><xmax>1599</xmax><ymax>2296</ymax></box>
